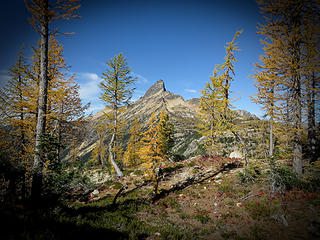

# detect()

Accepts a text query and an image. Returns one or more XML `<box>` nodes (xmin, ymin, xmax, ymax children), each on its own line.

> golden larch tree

<box><xmin>123</xmin><ymin>116</ymin><xmax>142</xmax><ymax>167</ymax></box>
<box><xmin>99</xmin><ymin>53</ymin><xmax>137</xmax><ymax>177</ymax></box>
<box><xmin>199</xmin><ymin>30</ymin><xmax>243</xmax><ymax>157</ymax></box>
<box><xmin>24</xmin><ymin>0</ymin><xmax>80</xmax><ymax>201</ymax></box>
<box><xmin>254</xmin><ymin>0</ymin><xmax>320</xmax><ymax>174</ymax></box>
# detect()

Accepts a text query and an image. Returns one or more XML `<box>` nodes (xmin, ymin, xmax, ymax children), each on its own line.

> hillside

<box><xmin>4</xmin><ymin>156</ymin><xmax>320</xmax><ymax>240</ymax></box>
<box><xmin>67</xmin><ymin>80</ymin><xmax>260</xmax><ymax>162</ymax></box>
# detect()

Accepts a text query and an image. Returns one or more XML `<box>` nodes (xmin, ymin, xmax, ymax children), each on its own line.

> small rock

<box><xmin>229</xmin><ymin>150</ymin><xmax>243</xmax><ymax>159</ymax></box>
<box><xmin>280</xmin><ymin>215</ymin><xmax>288</xmax><ymax>227</ymax></box>
<box><xmin>215</xmin><ymin>180</ymin><xmax>222</xmax><ymax>184</ymax></box>
<box><xmin>92</xmin><ymin>189</ymin><xmax>99</xmax><ymax>195</ymax></box>
<box><xmin>272</xmin><ymin>214</ymin><xmax>288</xmax><ymax>227</ymax></box>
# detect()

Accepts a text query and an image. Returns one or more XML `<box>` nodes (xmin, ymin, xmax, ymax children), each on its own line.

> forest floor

<box><xmin>2</xmin><ymin>156</ymin><xmax>320</xmax><ymax>240</ymax></box>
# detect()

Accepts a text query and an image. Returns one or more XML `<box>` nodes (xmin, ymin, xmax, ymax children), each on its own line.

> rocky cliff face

<box><xmin>69</xmin><ymin>80</ymin><xmax>259</xmax><ymax>162</ymax></box>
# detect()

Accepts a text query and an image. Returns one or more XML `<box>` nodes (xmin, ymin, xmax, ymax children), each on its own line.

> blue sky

<box><xmin>0</xmin><ymin>0</ymin><xmax>265</xmax><ymax>117</ymax></box>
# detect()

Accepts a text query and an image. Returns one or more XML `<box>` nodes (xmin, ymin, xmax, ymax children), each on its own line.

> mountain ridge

<box><xmin>71</xmin><ymin>80</ymin><xmax>259</xmax><ymax>161</ymax></box>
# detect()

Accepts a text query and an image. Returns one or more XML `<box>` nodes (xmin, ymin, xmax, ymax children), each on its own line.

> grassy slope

<box><xmin>3</xmin><ymin>157</ymin><xmax>320</xmax><ymax>240</ymax></box>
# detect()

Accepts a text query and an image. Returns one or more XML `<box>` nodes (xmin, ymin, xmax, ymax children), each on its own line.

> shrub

<box><xmin>112</xmin><ymin>181</ymin><xmax>123</xmax><ymax>189</ymax></box>
<box><xmin>238</xmin><ymin>165</ymin><xmax>261</xmax><ymax>184</ymax></box>
<box><xmin>244</xmin><ymin>200</ymin><xmax>276</xmax><ymax>220</ymax></box>
<box><xmin>40</xmin><ymin>134</ymin><xmax>95</xmax><ymax>203</ymax></box>
<box><xmin>133</xmin><ymin>169</ymin><xmax>143</xmax><ymax>176</ymax></box>
<box><xmin>162</xmin><ymin>163</ymin><xmax>184</xmax><ymax>174</ymax></box>
<box><xmin>302</xmin><ymin>161</ymin><xmax>320</xmax><ymax>191</ymax></box>
<box><xmin>188</xmin><ymin>161</ymin><xmax>196</xmax><ymax>167</ymax></box>
<box><xmin>172</xmin><ymin>154</ymin><xmax>185</xmax><ymax>162</ymax></box>
<box><xmin>268</xmin><ymin>158</ymin><xmax>302</xmax><ymax>193</ymax></box>
<box><xmin>195</xmin><ymin>213</ymin><xmax>210</xmax><ymax>224</ymax></box>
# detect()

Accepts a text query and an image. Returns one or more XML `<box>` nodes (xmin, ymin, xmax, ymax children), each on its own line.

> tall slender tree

<box><xmin>251</xmin><ymin>47</ymin><xmax>283</xmax><ymax>157</ymax></box>
<box><xmin>138</xmin><ymin>113</ymin><xmax>163</xmax><ymax>194</ymax></box>
<box><xmin>198</xmin><ymin>68</ymin><xmax>224</xmax><ymax>154</ymax></box>
<box><xmin>0</xmin><ymin>46</ymin><xmax>32</xmax><ymax>165</ymax></box>
<box><xmin>158</xmin><ymin>110</ymin><xmax>175</xmax><ymax>161</ymax></box>
<box><xmin>25</xmin><ymin>0</ymin><xmax>80</xmax><ymax>201</ymax></box>
<box><xmin>99</xmin><ymin>53</ymin><xmax>136</xmax><ymax>177</ymax></box>
<box><xmin>219</xmin><ymin>30</ymin><xmax>242</xmax><ymax>122</ymax></box>
<box><xmin>199</xmin><ymin>30</ymin><xmax>243</xmax><ymax>157</ymax></box>
<box><xmin>29</xmin><ymin>36</ymin><xmax>89</xmax><ymax>158</ymax></box>
<box><xmin>254</xmin><ymin>0</ymin><xmax>320</xmax><ymax>174</ymax></box>
<box><xmin>303</xmin><ymin>9</ymin><xmax>320</xmax><ymax>163</ymax></box>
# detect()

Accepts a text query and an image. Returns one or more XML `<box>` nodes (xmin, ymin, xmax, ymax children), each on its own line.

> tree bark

<box><xmin>108</xmin><ymin>132</ymin><xmax>123</xmax><ymax>177</ymax></box>
<box><xmin>269</xmin><ymin>119</ymin><xmax>274</xmax><ymax>157</ymax></box>
<box><xmin>307</xmin><ymin>73</ymin><xmax>317</xmax><ymax>163</ymax></box>
<box><xmin>18</xmin><ymin>54</ymin><xmax>26</xmax><ymax>158</ymax></box>
<box><xmin>32</xmin><ymin>0</ymin><xmax>49</xmax><ymax>203</ymax></box>
<box><xmin>107</xmin><ymin>77</ymin><xmax>124</xmax><ymax>177</ymax></box>
<box><xmin>292</xmin><ymin>73</ymin><xmax>302</xmax><ymax>175</ymax></box>
<box><xmin>232</xmin><ymin>131</ymin><xmax>248</xmax><ymax>165</ymax></box>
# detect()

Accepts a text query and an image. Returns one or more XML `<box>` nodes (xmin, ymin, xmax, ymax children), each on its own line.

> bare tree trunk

<box><xmin>99</xmin><ymin>137</ymin><xmax>103</xmax><ymax>166</ymax></box>
<box><xmin>108</xmin><ymin>106</ymin><xmax>123</xmax><ymax>177</ymax></box>
<box><xmin>290</xmin><ymin>13</ymin><xmax>303</xmax><ymax>175</ymax></box>
<box><xmin>210</xmin><ymin>120</ymin><xmax>214</xmax><ymax>154</ymax></box>
<box><xmin>269</xmin><ymin>82</ymin><xmax>274</xmax><ymax>158</ymax></box>
<box><xmin>292</xmin><ymin>73</ymin><xmax>302</xmax><ymax>175</ymax></box>
<box><xmin>232</xmin><ymin>131</ymin><xmax>248</xmax><ymax>165</ymax></box>
<box><xmin>269</xmin><ymin>119</ymin><xmax>274</xmax><ymax>157</ymax></box>
<box><xmin>108</xmin><ymin>132</ymin><xmax>123</xmax><ymax>177</ymax></box>
<box><xmin>51</xmin><ymin>102</ymin><xmax>63</xmax><ymax>159</ymax></box>
<box><xmin>308</xmin><ymin>73</ymin><xmax>317</xmax><ymax>163</ymax></box>
<box><xmin>18</xmin><ymin>55</ymin><xmax>26</xmax><ymax>158</ymax></box>
<box><xmin>32</xmin><ymin>0</ymin><xmax>49</xmax><ymax>203</ymax></box>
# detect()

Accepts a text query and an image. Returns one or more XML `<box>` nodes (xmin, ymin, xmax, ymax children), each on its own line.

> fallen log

<box><xmin>113</xmin><ymin>185</ymin><xmax>128</xmax><ymax>206</ymax></box>
<box><xmin>87</xmin><ymin>161</ymin><xmax>241</xmax><ymax>204</ymax></box>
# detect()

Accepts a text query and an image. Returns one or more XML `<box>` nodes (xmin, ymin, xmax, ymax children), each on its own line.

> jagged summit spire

<box><xmin>143</xmin><ymin>80</ymin><xmax>166</xmax><ymax>98</ymax></box>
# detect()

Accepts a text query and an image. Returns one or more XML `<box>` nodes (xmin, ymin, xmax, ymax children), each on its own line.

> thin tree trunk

<box><xmin>269</xmin><ymin>81</ymin><xmax>274</xmax><ymax>158</ymax></box>
<box><xmin>108</xmin><ymin>132</ymin><xmax>123</xmax><ymax>177</ymax></box>
<box><xmin>51</xmin><ymin>102</ymin><xmax>63</xmax><ymax>159</ymax></box>
<box><xmin>18</xmin><ymin>56</ymin><xmax>26</xmax><ymax>158</ymax></box>
<box><xmin>291</xmin><ymin>13</ymin><xmax>303</xmax><ymax>175</ymax></box>
<box><xmin>292</xmin><ymin>73</ymin><xmax>302</xmax><ymax>175</ymax></box>
<box><xmin>211</xmin><ymin>120</ymin><xmax>214</xmax><ymax>154</ymax></box>
<box><xmin>99</xmin><ymin>136</ymin><xmax>103</xmax><ymax>165</ymax></box>
<box><xmin>308</xmin><ymin>73</ymin><xmax>316</xmax><ymax>163</ymax></box>
<box><xmin>269</xmin><ymin>119</ymin><xmax>273</xmax><ymax>157</ymax></box>
<box><xmin>32</xmin><ymin>0</ymin><xmax>49</xmax><ymax>203</ymax></box>
<box><xmin>232</xmin><ymin>131</ymin><xmax>248</xmax><ymax>165</ymax></box>
<box><xmin>107</xmin><ymin>104</ymin><xmax>123</xmax><ymax>177</ymax></box>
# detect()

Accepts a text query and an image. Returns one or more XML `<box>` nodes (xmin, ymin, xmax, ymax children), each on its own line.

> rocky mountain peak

<box><xmin>143</xmin><ymin>80</ymin><xmax>166</xmax><ymax>98</ymax></box>
<box><xmin>76</xmin><ymin>79</ymin><xmax>260</xmax><ymax>162</ymax></box>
